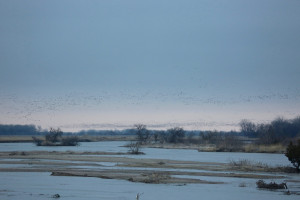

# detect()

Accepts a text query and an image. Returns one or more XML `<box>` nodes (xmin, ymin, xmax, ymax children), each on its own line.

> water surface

<box><xmin>0</xmin><ymin>141</ymin><xmax>291</xmax><ymax>166</ymax></box>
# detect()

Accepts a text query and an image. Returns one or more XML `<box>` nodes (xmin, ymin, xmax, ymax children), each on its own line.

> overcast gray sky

<box><xmin>1</xmin><ymin>0</ymin><xmax>300</xmax><ymax>131</ymax></box>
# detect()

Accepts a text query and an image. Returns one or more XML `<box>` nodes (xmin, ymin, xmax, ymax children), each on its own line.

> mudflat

<box><xmin>0</xmin><ymin>151</ymin><xmax>286</xmax><ymax>184</ymax></box>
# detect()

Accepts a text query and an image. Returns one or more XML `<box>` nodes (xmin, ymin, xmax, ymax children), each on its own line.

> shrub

<box><xmin>45</xmin><ymin>128</ymin><xmax>63</xmax><ymax>143</ymax></box>
<box><xmin>127</xmin><ymin>141</ymin><xmax>143</xmax><ymax>154</ymax></box>
<box><xmin>32</xmin><ymin>136</ymin><xmax>42</xmax><ymax>146</ymax></box>
<box><xmin>285</xmin><ymin>139</ymin><xmax>300</xmax><ymax>172</ymax></box>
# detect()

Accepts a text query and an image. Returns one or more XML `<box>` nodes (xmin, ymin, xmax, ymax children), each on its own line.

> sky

<box><xmin>1</xmin><ymin>0</ymin><xmax>300</xmax><ymax>131</ymax></box>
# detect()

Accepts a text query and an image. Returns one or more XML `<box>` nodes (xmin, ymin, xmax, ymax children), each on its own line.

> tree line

<box><xmin>240</xmin><ymin>116</ymin><xmax>300</xmax><ymax>144</ymax></box>
<box><xmin>2</xmin><ymin>116</ymin><xmax>299</xmax><ymax>145</ymax></box>
<box><xmin>0</xmin><ymin>124</ymin><xmax>44</xmax><ymax>135</ymax></box>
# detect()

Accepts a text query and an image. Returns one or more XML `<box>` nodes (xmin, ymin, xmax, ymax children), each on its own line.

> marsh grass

<box><xmin>229</xmin><ymin>159</ymin><xmax>296</xmax><ymax>173</ymax></box>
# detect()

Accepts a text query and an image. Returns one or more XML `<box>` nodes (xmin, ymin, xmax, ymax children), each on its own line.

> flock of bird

<box><xmin>0</xmin><ymin>89</ymin><xmax>299</xmax><ymax>130</ymax></box>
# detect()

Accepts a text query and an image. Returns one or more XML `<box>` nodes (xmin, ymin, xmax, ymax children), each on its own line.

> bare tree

<box><xmin>45</xmin><ymin>128</ymin><xmax>63</xmax><ymax>143</ymax></box>
<box><xmin>127</xmin><ymin>141</ymin><xmax>142</xmax><ymax>154</ymax></box>
<box><xmin>134</xmin><ymin>124</ymin><xmax>150</xmax><ymax>144</ymax></box>
<box><xmin>239</xmin><ymin>119</ymin><xmax>256</xmax><ymax>137</ymax></box>
<box><xmin>167</xmin><ymin>127</ymin><xmax>185</xmax><ymax>143</ymax></box>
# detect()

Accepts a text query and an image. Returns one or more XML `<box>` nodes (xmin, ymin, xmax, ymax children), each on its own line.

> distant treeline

<box><xmin>0</xmin><ymin>124</ymin><xmax>45</xmax><ymax>135</ymax></box>
<box><xmin>1</xmin><ymin>116</ymin><xmax>300</xmax><ymax>143</ymax></box>
<box><xmin>0</xmin><ymin>124</ymin><xmax>72</xmax><ymax>136</ymax></box>
<box><xmin>0</xmin><ymin>124</ymin><xmax>225</xmax><ymax>136</ymax></box>
<box><xmin>77</xmin><ymin>129</ymin><xmax>206</xmax><ymax>136</ymax></box>
<box><xmin>77</xmin><ymin>129</ymin><xmax>136</xmax><ymax>136</ymax></box>
<box><xmin>240</xmin><ymin>116</ymin><xmax>300</xmax><ymax>144</ymax></box>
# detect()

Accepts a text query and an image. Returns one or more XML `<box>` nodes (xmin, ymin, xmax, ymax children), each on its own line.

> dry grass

<box><xmin>0</xmin><ymin>135</ymin><xmax>43</xmax><ymax>143</ymax></box>
<box><xmin>244</xmin><ymin>144</ymin><xmax>286</xmax><ymax>153</ymax></box>
<box><xmin>198</xmin><ymin>145</ymin><xmax>217</xmax><ymax>152</ymax></box>
<box><xmin>0</xmin><ymin>135</ymin><xmax>135</xmax><ymax>143</ymax></box>
<box><xmin>230</xmin><ymin>159</ymin><xmax>269</xmax><ymax>168</ymax></box>
<box><xmin>0</xmin><ymin>151</ymin><xmax>286</xmax><ymax>181</ymax></box>
<box><xmin>229</xmin><ymin>159</ymin><xmax>296</xmax><ymax>173</ymax></box>
<box><xmin>142</xmin><ymin>143</ymin><xmax>201</xmax><ymax>150</ymax></box>
<box><xmin>140</xmin><ymin>172</ymin><xmax>171</xmax><ymax>184</ymax></box>
<box><xmin>143</xmin><ymin>143</ymin><xmax>286</xmax><ymax>154</ymax></box>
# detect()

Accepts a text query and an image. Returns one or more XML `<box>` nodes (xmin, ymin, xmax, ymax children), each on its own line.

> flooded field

<box><xmin>0</xmin><ymin>142</ymin><xmax>300</xmax><ymax>200</ymax></box>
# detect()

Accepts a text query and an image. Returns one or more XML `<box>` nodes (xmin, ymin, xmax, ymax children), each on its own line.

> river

<box><xmin>0</xmin><ymin>141</ymin><xmax>299</xmax><ymax>200</ymax></box>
